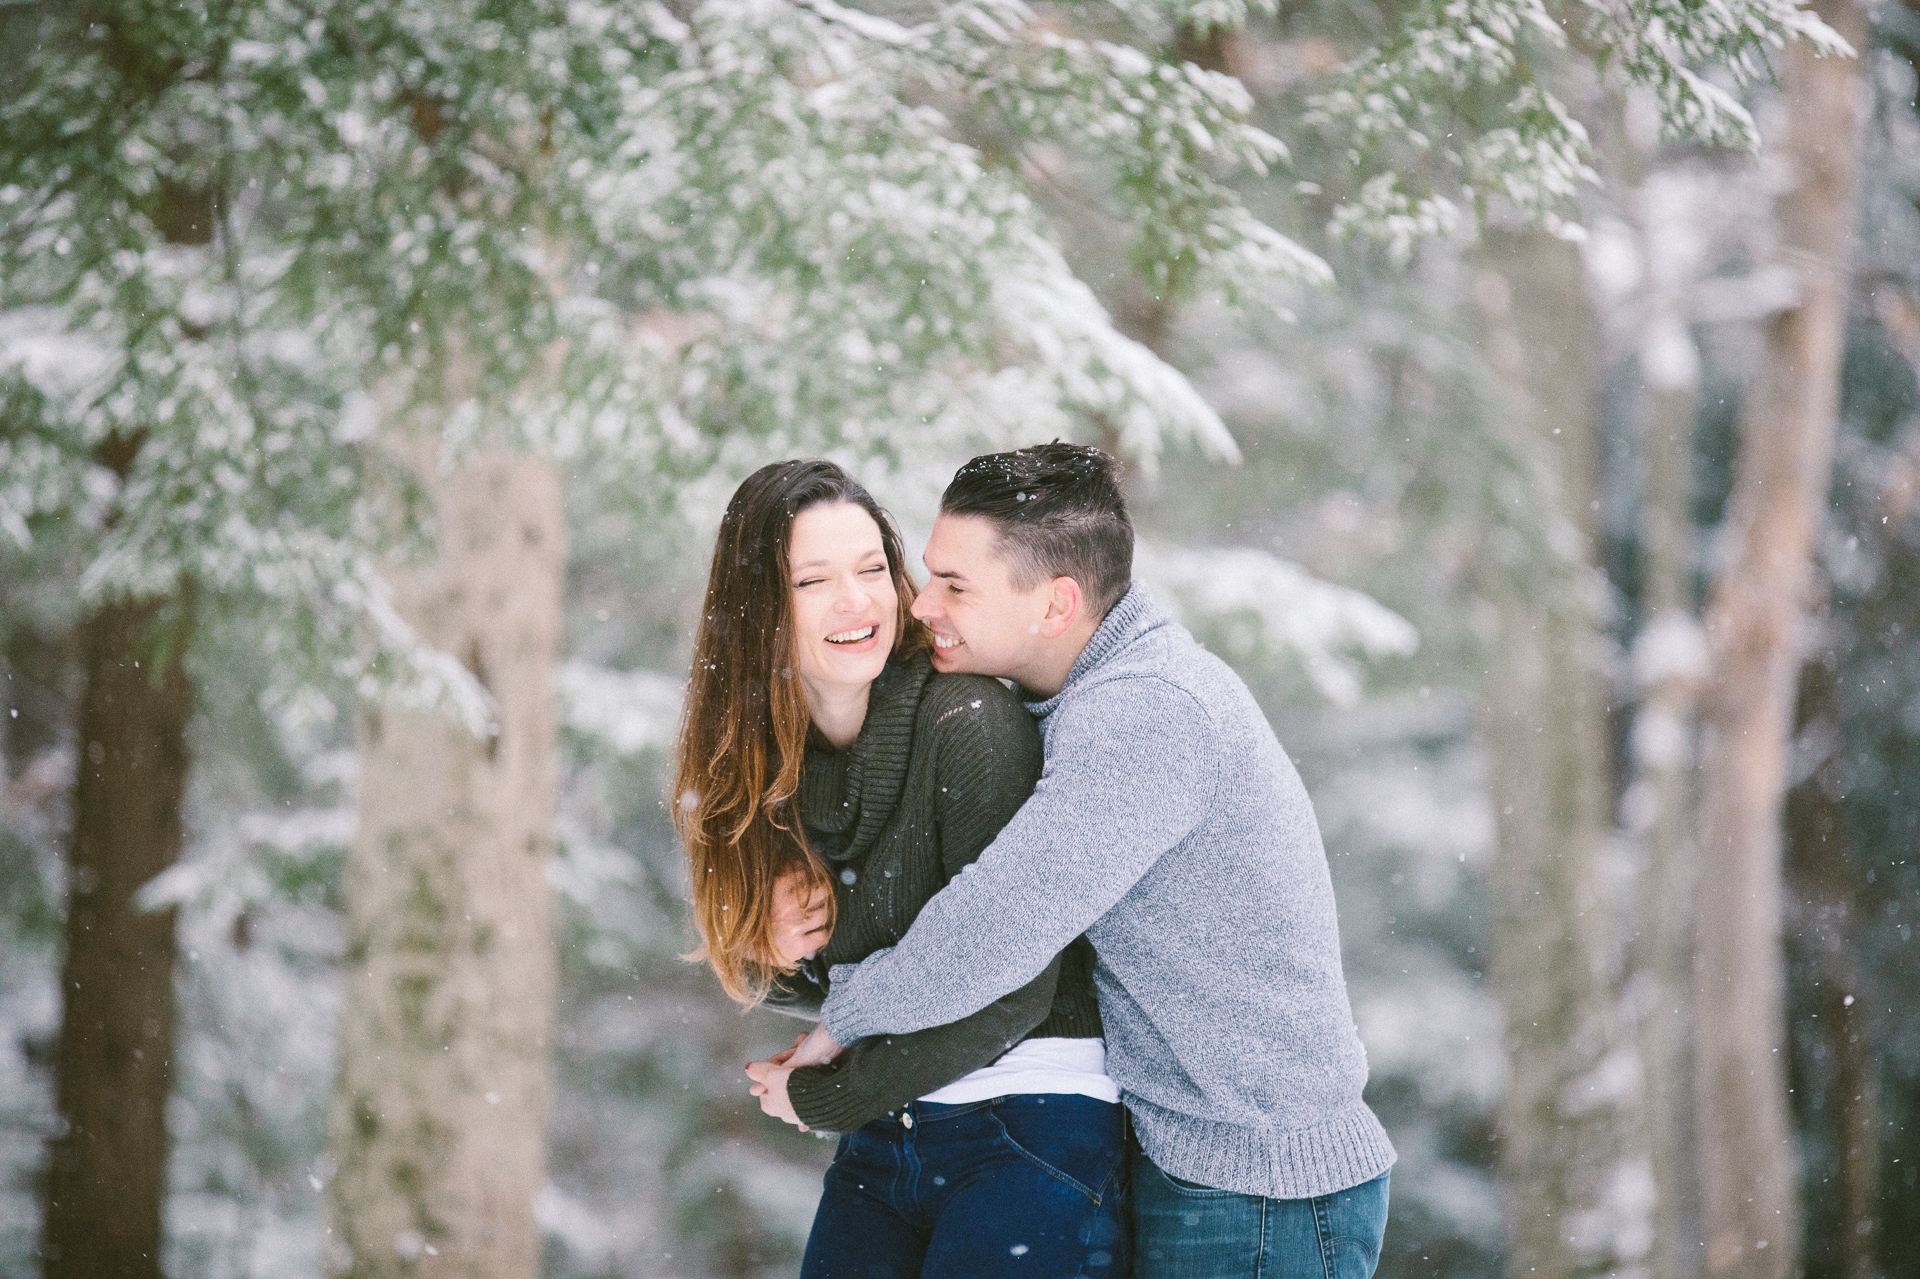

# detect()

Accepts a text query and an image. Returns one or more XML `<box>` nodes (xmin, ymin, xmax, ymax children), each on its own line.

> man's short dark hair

<box><xmin>940</xmin><ymin>443</ymin><xmax>1134</xmax><ymax>619</ymax></box>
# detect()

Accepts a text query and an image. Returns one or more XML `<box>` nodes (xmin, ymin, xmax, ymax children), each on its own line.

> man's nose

<box><xmin>911</xmin><ymin>582</ymin><xmax>939</xmax><ymax>621</ymax></box>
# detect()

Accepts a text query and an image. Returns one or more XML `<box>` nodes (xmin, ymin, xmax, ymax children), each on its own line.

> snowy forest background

<box><xmin>2</xmin><ymin>0</ymin><xmax>1917</xmax><ymax>1277</ymax></box>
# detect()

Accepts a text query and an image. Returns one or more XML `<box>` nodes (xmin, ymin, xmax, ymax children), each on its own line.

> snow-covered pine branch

<box><xmin>0</xmin><ymin>0</ymin><xmax>1843</xmax><ymax>716</ymax></box>
<box><xmin>1136</xmin><ymin>542</ymin><xmax>1419</xmax><ymax>704</ymax></box>
<box><xmin>1310</xmin><ymin>0</ymin><xmax>1845</xmax><ymax>244</ymax></box>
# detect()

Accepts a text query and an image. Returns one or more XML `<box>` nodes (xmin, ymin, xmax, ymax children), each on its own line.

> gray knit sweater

<box><xmin>819</xmin><ymin>584</ymin><xmax>1395</xmax><ymax>1199</ymax></box>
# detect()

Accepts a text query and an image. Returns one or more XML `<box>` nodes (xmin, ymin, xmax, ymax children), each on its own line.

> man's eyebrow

<box><xmin>928</xmin><ymin>567</ymin><xmax>969</xmax><ymax>581</ymax></box>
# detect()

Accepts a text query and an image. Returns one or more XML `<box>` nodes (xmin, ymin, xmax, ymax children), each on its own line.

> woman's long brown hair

<box><xmin>673</xmin><ymin>460</ymin><xmax>929</xmax><ymax>1006</ymax></box>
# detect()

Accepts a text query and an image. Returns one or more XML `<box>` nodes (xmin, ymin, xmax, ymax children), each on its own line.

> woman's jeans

<box><xmin>1132</xmin><ymin>1142</ymin><xmax>1389</xmax><ymax>1279</ymax></box>
<box><xmin>799</xmin><ymin>1093</ymin><xmax>1130</xmax><ymax>1279</ymax></box>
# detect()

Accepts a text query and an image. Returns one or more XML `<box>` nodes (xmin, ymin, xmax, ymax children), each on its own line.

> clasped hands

<box><xmin>746</xmin><ymin>1023</ymin><xmax>843</xmax><ymax>1130</ymax></box>
<box><xmin>744</xmin><ymin>871</ymin><xmax>843</xmax><ymax>1130</ymax></box>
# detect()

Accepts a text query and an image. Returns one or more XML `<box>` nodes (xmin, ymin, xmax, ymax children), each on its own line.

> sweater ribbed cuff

<box><xmin>786</xmin><ymin>1060</ymin><xmax>887</xmax><ymax>1134</ymax></box>
<box><xmin>818</xmin><ymin>979</ymin><xmax>875</xmax><ymax>1046</ymax></box>
<box><xmin>1127</xmin><ymin>1097</ymin><xmax>1397</xmax><ymax>1201</ymax></box>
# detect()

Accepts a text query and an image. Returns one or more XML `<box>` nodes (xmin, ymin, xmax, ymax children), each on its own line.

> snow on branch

<box><xmin>993</xmin><ymin>234</ymin><xmax>1243</xmax><ymax>469</ymax></box>
<box><xmin>948</xmin><ymin>15</ymin><xmax>1328</xmax><ymax>297</ymax></box>
<box><xmin>556</xmin><ymin>662</ymin><xmax>687</xmax><ymax>756</ymax></box>
<box><xmin>2</xmin><ymin>0</ymin><xmax>1455</xmax><ymax>700</ymax></box>
<box><xmin>766</xmin><ymin>0</ymin><xmax>1327</xmax><ymax>300</ymax></box>
<box><xmin>135</xmin><ymin>806</ymin><xmax>354</xmax><ymax>917</ymax></box>
<box><xmin>336</xmin><ymin>569</ymin><xmax>498</xmax><ymax>739</ymax></box>
<box><xmin>1136</xmin><ymin>543</ymin><xmax>1419</xmax><ymax>703</ymax></box>
<box><xmin>559</xmin><ymin>4</ymin><xmax>1258</xmax><ymax>480</ymax></box>
<box><xmin>1580</xmin><ymin>0</ymin><xmax>1852</xmax><ymax>150</ymax></box>
<box><xmin>790</xmin><ymin>0</ymin><xmax>930</xmax><ymax>48</ymax></box>
<box><xmin>1312</xmin><ymin>0</ymin><xmax>1848</xmax><ymax>243</ymax></box>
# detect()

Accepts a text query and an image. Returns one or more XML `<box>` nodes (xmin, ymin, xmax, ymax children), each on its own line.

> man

<box><xmin>769</xmin><ymin>443</ymin><xmax>1393</xmax><ymax>1278</ymax></box>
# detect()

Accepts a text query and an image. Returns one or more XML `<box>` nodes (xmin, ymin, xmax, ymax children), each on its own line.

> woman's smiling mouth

<box><xmin>826</xmin><ymin>625</ymin><xmax>877</xmax><ymax>645</ymax></box>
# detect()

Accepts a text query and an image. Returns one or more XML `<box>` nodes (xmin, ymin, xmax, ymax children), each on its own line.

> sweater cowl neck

<box><xmin>798</xmin><ymin>648</ymin><xmax>932</xmax><ymax>863</ymax></box>
<box><xmin>1023</xmin><ymin>581</ymin><xmax>1165</xmax><ymax>718</ymax></box>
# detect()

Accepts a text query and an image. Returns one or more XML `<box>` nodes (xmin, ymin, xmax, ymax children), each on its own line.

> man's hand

<box><xmin>770</xmin><ymin>871</ymin><xmax>831</xmax><ymax>967</ymax></box>
<box><xmin>784</xmin><ymin>1022</ymin><xmax>843</xmax><ymax>1069</ymax></box>
<box><xmin>764</xmin><ymin>1031</ymin><xmax>807</xmax><ymax>1068</ymax></box>
<box><xmin>745</xmin><ymin>1058</ymin><xmax>805</xmax><ymax>1130</ymax></box>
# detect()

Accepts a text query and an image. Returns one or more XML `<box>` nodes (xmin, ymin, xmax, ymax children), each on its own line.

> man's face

<box><xmin>911</xmin><ymin>513</ymin><xmax>1053</xmax><ymax>680</ymax></box>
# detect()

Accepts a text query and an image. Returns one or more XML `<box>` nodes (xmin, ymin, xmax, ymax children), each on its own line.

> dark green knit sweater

<box><xmin>772</xmin><ymin>650</ymin><xmax>1102</xmax><ymax>1133</ymax></box>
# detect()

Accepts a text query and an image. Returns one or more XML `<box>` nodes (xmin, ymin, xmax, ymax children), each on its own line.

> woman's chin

<box><xmin>814</xmin><ymin>646</ymin><xmax>888</xmax><ymax>686</ymax></box>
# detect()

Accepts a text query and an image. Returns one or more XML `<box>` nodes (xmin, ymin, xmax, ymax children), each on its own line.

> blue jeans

<box><xmin>800</xmin><ymin>1093</ymin><xmax>1130</xmax><ymax>1279</ymax></box>
<box><xmin>1132</xmin><ymin>1143</ymin><xmax>1389</xmax><ymax>1279</ymax></box>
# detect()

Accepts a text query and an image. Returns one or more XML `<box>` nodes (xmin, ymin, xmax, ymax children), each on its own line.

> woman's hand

<box><xmin>745</xmin><ymin>1056</ymin><xmax>805</xmax><ymax>1130</ymax></box>
<box><xmin>770</xmin><ymin>871</ymin><xmax>832</xmax><ymax>967</ymax></box>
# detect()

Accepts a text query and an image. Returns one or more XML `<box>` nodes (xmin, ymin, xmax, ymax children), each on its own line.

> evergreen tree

<box><xmin>0</xmin><ymin>0</ymin><xmax>1851</xmax><ymax>1274</ymax></box>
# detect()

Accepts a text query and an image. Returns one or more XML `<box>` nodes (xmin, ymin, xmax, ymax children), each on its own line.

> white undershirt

<box><xmin>917</xmin><ymin>1037</ymin><xmax>1119</xmax><ymax>1106</ymax></box>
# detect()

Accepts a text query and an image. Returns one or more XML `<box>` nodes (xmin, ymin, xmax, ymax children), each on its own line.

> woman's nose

<box><xmin>837</xmin><ymin>576</ymin><xmax>872</xmax><ymax>611</ymax></box>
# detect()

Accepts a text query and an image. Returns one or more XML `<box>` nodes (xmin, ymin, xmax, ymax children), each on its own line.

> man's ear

<box><xmin>1038</xmin><ymin>576</ymin><xmax>1083</xmax><ymax>639</ymax></box>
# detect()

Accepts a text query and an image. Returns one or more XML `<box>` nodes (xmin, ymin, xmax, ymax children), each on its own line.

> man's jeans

<box><xmin>1132</xmin><ymin>1143</ymin><xmax>1390</xmax><ymax>1279</ymax></box>
<box><xmin>800</xmin><ymin>1093</ymin><xmax>1129</xmax><ymax>1278</ymax></box>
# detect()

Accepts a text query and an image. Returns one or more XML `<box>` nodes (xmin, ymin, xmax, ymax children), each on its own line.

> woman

<box><xmin>673</xmin><ymin>460</ymin><xmax>1128</xmax><ymax>1278</ymax></box>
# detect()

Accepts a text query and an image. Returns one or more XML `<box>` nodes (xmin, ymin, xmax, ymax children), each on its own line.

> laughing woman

<box><xmin>672</xmin><ymin>460</ymin><xmax>1127</xmax><ymax>1278</ymax></box>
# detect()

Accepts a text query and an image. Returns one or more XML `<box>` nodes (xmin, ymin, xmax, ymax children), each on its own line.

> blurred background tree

<box><xmin>5</xmin><ymin>2</ymin><xmax>1917</xmax><ymax>1279</ymax></box>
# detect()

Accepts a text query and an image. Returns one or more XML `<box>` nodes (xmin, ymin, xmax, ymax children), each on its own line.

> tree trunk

<box><xmin>1474</xmin><ymin>230</ymin><xmax>1646</xmax><ymax>1279</ymax></box>
<box><xmin>39</xmin><ymin>170</ymin><xmax>214</xmax><ymax>1279</ymax></box>
<box><xmin>1783</xmin><ymin>652</ymin><xmax>1879</xmax><ymax>1279</ymax></box>
<box><xmin>1625</xmin><ymin>167</ymin><xmax>1711</xmax><ymax>1279</ymax></box>
<box><xmin>1691</xmin><ymin>2</ymin><xmax>1869</xmax><ymax>1274</ymax></box>
<box><xmin>42</xmin><ymin>592</ymin><xmax>193</xmax><ymax>1279</ymax></box>
<box><xmin>326</xmin><ymin>448</ymin><xmax>563</xmax><ymax>1279</ymax></box>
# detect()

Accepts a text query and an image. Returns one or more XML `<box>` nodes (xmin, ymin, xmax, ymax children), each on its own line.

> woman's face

<box><xmin>787</xmin><ymin>501</ymin><xmax>898</xmax><ymax>700</ymax></box>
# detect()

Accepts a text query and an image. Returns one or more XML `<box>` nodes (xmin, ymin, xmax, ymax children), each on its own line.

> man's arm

<box><xmin>819</xmin><ymin>677</ymin><xmax>1213</xmax><ymax>1043</ymax></box>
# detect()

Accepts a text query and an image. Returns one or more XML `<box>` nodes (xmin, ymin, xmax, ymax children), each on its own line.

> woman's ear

<box><xmin>1038</xmin><ymin>575</ymin><xmax>1083</xmax><ymax>640</ymax></box>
